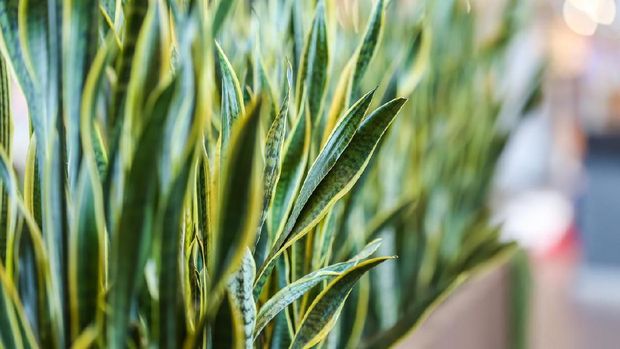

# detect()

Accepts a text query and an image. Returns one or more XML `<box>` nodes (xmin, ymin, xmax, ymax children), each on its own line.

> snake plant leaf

<box><xmin>99</xmin><ymin>0</ymin><xmax>118</xmax><ymax>29</ymax></box>
<box><xmin>158</xmin><ymin>162</ymin><xmax>193</xmax><ymax>348</ymax></box>
<box><xmin>0</xmin><ymin>56</ymin><xmax>12</xmax><ymax>262</ymax></box>
<box><xmin>17</xmin><ymin>0</ymin><xmax>51</xmax><ymax>137</ymax></box>
<box><xmin>322</xmin><ymin>61</ymin><xmax>353</xmax><ymax>147</ymax></box>
<box><xmin>336</xmin><ymin>271</ymin><xmax>372</xmax><ymax>349</ymax></box>
<box><xmin>286</xmin><ymin>97</ymin><xmax>407</xmax><ymax>246</ymax></box>
<box><xmin>254</xmin><ymin>90</ymin><xmax>374</xmax><ymax>295</ymax></box>
<box><xmin>62</xmin><ymin>0</ymin><xmax>99</xmax><ymax>189</ymax></box>
<box><xmin>213</xmin><ymin>291</ymin><xmax>244</xmax><ymax>349</ymax></box>
<box><xmin>215</xmin><ymin>41</ymin><xmax>245</xmax><ymax>151</ymax></box>
<box><xmin>69</xmin><ymin>161</ymin><xmax>105</xmax><ymax>340</ymax></box>
<box><xmin>254</xmin><ymin>97</ymin><xmax>405</xmax><ymax>297</ymax></box>
<box><xmin>254</xmin><ymin>239</ymin><xmax>382</xmax><ymax>338</ymax></box>
<box><xmin>212</xmin><ymin>0</ymin><xmax>237</xmax><ymax>37</ymax></box>
<box><xmin>262</xmin><ymin>105</ymin><xmax>311</xmax><ymax>268</ymax></box>
<box><xmin>290</xmin><ymin>256</ymin><xmax>394</xmax><ymax>349</ymax></box>
<box><xmin>0</xmin><ymin>0</ymin><xmax>37</xmax><ymax>118</ymax></box>
<box><xmin>212</xmin><ymin>98</ymin><xmax>263</xmax><ymax>298</ymax></box>
<box><xmin>107</xmin><ymin>80</ymin><xmax>176</xmax><ymax>349</ymax></box>
<box><xmin>255</xmin><ymin>66</ymin><xmax>292</xmax><ymax>253</ymax></box>
<box><xmin>290</xmin><ymin>0</ymin><xmax>304</xmax><ymax>81</ymax></box>
<box><xmin>273</xmin><ymin>89</ymin><xmax>375</xmax><ymax>247</ymax></box>
<box><xmin>228</xmin><ymin>249</ymin><xmax>257</xmax><ymax>349</ymax></box>
<box><xmin>365</xmin><ymin>197</ymin><xmax>416</xmax><ymax>240</ymax></box>
<box><xmin>109</xmin><ymin>0</ymin><xmax>149</xmax><ymax>130</ymax></box>
<box><xmin>0</xmin><ymin>264</ymin><xmax>37</xmax><ymax>349</ymax></box>
<box><xmin>296</xmin><ymin>0</ymin><xmax>328</xmax><ymax>122</ymax></box>
<box><xmin>0</xmin><ymin>147</ymin><xmax>60</xmax><ymax>347</ymax></box>
<box><xmin>348</xmin><ymin>0</ymin><xmax>386</xmax><ymax>103</ymax></box>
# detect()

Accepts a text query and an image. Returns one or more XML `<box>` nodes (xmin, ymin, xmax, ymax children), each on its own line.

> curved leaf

<box><xmin>254</xmin><ymin>97</ymin><xmax>405</xmax><ymax>296</ymax></box>
<box><xmin>254</xmin><ymin>239</ymin><xmax>382</xmax><ymax>338</ymax></box>
<box><xmin>290</xmin><ymin>256</ymin><xmax>394</xmax><ymax>349</ymax></box>
<box><xmin>212</xmin><ymin>98</ymin><xmax>263</xmax><ymax>299</ymax></box>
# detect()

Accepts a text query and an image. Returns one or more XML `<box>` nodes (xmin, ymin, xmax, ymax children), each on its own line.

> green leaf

<box><xmin>336</xmin><ymin>196</ymin><xmax>416</xmax><ymax>260</ymax></box>
<box><xmin>296</xmin><ymin>0</ymin><xmax>329</xmax><ymax>122</ymax></box>
<box><xmin>349</xmin><ymin>0</ymin><xmax>386</xmax><ymax>103</ymax></box>
<box><xmin>0</xmin><ymin>264</ymin><xmax>37</xmax><ymax>349</ymax></box>
<box><xmin>108</xmin><ymin>0</ymin><xmax>149</xmax><ymax>131</ymax></box>
<box><xmin>216</xmin><ymin>41</ymin><xmax>245</xmax><ymax>150</ymax></box>
<box><xmin>290</xmin><ymin>256</ymin><xmax>394</xmax><ymax>348</ymax></box>
<box><xmin>255</xmin><ymin>66</ymin><xmax>292</xmax><ymax>256</ymax></box>
<box><xmin>0</xmin><ymin>147</ymin><xmax>58</xmax><ymax>348</ymax></box>
<box><xmin>212</xmin><ymin>291</ymin><xmax>244</xmax><ymax>349</ymax></box>
<box><xmin>254</xmin><ymin>97</ymin><xmax>405</xmax><ymax>297</ymax></box>
<box><xmin>107</xmin><ymin>80</ymin><xmax>174</xmax><ymax>348</ymax></box>
<box><xmin>68</xmin><ymin>160</ymin><xmax>105</xmax><ymax>340</ymax></box>
<box><xmin>212</xmin><ymin>98</ymin><xmax>263</xmax><ymax>299</ymax></box>
<box><xmin>264</xmin><ymin>89</ymin><xmax>375</xmax><ymax>265</ymax></box>
<box><xmin>158</xmin><ymin>162</ymin><xmax>193</xmax><ymax>348</ymax></box>
<box><xmin>62</xmin><ymin>0</ymin><xmax>99</xmax><ymax>189</ymax></box>
<box><xmin>254</xmin><ymin>239</ymin><xmax>382</xmax><ymax>338</ymax></box>
<box><xmin>0</xmin><ymin>0</ymin><xmax>37</xmax><ymax>119</ymax></box>
<box><xmin>212</xmin><ymin>0</ymin><xmax>237</xmax><ymax>36</ymax></box>
<box><xmin>228</xmin><ymin>249</ymin><xmax>257</xmax><ymax>349</ymax></box>
<box><xmin>262</xmin><ymin>105</ymin><xmax>311</xmax><ymax>267</ymax></box>
<box><xmin>0</xmin><ymin>56</ymin><xmax>12</xmax><ymax>263</ymax></box>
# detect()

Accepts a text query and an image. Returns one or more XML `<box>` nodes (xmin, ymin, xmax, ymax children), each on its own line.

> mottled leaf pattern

<box><xmin>290</xmin><ymin>257</ymin><xmax>394</xmax><ymax>348</ymax></box>
<box><xmin>0</xmin><ymin>0</ymin><xmax>528</xmax><ymax>347</ymax></box>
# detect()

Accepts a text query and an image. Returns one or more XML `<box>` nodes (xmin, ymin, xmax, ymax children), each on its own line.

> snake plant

<box><xmin>0</xmin><ymin>0</ymin><xmax>536</xmax><ymax>348</ymax></box>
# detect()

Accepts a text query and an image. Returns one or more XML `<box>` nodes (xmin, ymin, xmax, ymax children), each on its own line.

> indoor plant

<box><xmin>0</xmin><ymin>0</ymin><xmax>536</xmax><ymax>348</ymax></box>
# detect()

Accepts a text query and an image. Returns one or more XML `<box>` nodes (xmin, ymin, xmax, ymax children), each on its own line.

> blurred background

<box><xmin>6</xmin><ymin>0</ymin><xmax>620</xmax><ymax>348</ymax></box>
<box><xmin>410</xmin><ymin>0</ymin><xmax>620</xmax><ymax>348</ymax></box>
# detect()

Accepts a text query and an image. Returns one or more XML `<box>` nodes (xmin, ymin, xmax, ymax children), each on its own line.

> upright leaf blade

<box><xmin>0</xmin><ymin>56</ymin><xmax>12</xmax><ymax>262</ymax></box>
<box><xmin>255</xmin><ymin>97</ymin><xmax>405</xmax><ymax>296</ymax></box>
<box><xmin>261</xmin><ymin>104</ymin><xmax>311</xmax><ymax>269</ymax></box>
<box><xmin>255</xmin><ymin>67</ymin><xmax>292</xmax><ymax>255</ymax></box>
<box><xmin>228</xmin><ymin>249</ymin><xmax>257</xmax><ymax>349</ymax></box>
<box><xmin>212</xmin><ymin>98</ymin><xmax>263</xmax><ymax>298</ymax></box>
<box><xmin>349</xmin><ymin>0</ymin><xmax>386</xmax><ymax>103</ymax></box>
<box><xmin>296</xmin><ymin>0</ymin><xmax>329</xmax><ymax>123</ymax></box>
<box><xmin>216</xmin><ymin>41</ymin><xmax>245</xmax><ymax>150</ymax></box>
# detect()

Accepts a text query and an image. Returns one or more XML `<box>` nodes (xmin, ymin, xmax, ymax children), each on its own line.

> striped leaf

<box><xmin>68</xmin><ymin>161</ymin><xmax>105</xmax><ymax>340</ymax></box>
<box><xmin>215</xmin><ymin>41</ymin><xmax>245</xmax><ymax>150</ymax></box>
<box><xmin>228</xmin><ymin>249</ymin><xmax>257</xmax><ymax>349</ymax></box>
<box><xmin>349</xmin><ymin>0</ymin><xmax>386</xmax><ymax>103</ymax></box>
<box><xmin>295</xmin><ymin>0</ymin><xmax>329</xmax><ymax>123</ymax></box>
<box><xmin>62</xmin><ymin>0</ymin><xmax>99</xmax><ymax>189</ymax></box>
<box><xmin>255</xmin><ymin>66</ymin><xmax>292</xmax><ymax>256</ymax></box>
<box><xmin>267</xmin><ymin>89</ymin><xmax>375</xmax><ymax>256</ymax></box>
<box><xmin>254</xmin><ymin>239</ymin><xmax>382</xmax><ymax>338</ymax></box>
<box><xmin>0</xmin><ymin>264</ymin><xmax>37</xmax><ymax>349</ymax></box>
<box><xmin>0</xmin><ymin>56</ymin><xmax>12</xmax><ymax>263</ymax></box>
<box><xmin>254</xmin><ymin>96</ymin><xmax>405</xmax><ymax>297</ymax></box>
<box><xmin>290</xmin><ymin>257</ymin><xmax>394</xmax><ymax>348</ymax></box>
<box><xmin>262</xmin><ymin>105</ymin><xmax>311</xmax><ymax>268</ymax></box>
<box><xmin>212</xmin><ymin>98</ymin><xmax>263</xmax><ymax>299</ymax></box>
<box><xmin>212</xmin><ymin>0</ymin><xmax>237</xmax><ymax>36</ymax></box>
